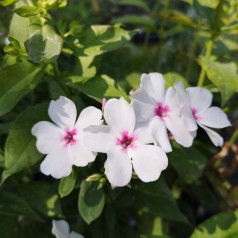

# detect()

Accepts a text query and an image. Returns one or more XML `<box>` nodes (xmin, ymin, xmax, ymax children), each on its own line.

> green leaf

<box><xmin>189</xmin><ymin>209</ymin><xmax>238</xmax><ymax>238</ymax></box>
<box><xmin>20</xmin><ymin>181</ymin><xmax>63</xmax><ymax>218</ymax></box>
<box><xmin>78</xmin><ymin>180</ymin><xmax>105</xmax><ymax>224</ymax></box>
<box><xmin>0</xmin><ymin>215</ymin><xmax>16</xmax><ymax>238</ymax></box>
<box><xmin>113</xmin><ymin>15</ymin><xmax>156</xmax><ymax>31</ymax></box>
<box><xmin>68</xmin><ymin>75</ymin><xmax>129</xmax><ymax>102</ymax></box>
<box><xmin>40</xmin><ymin>0</ymin><xmax>67</xmax><ymax>9</ymax></box>
<box><xmin>59</xmin><ymin>168</ymin><xmax>78</xmax><ymax>198</ymax></box>
<box><xmin>71</xmin><ymin>25</ymin><xmax>136</xmax><ymax>56</ymax></box>
<box><xmin>134</xmin><ymin>177</ymin><xmax>189</xmax><ymax>224</ymax></box>
<box><xmin>25</xmin><ymin>23</ymin><xmax>63</xmax><ymax>63</ymax></box>
<box><xmin>164</xmin><ymin>72</ymin><xmax>189</xmax><ymax>88</ymax></box>
<box><xmin>2</xmin><ymin>103</ymin><xmax>48</xmax><ymax>183</ymax></box>
<box><xmin>197</xmin><ymin>0</ymin><xmax>219</xmax><ymax>9</ymax></box>
<box><xmin>0</xmin><ymin>190</ymin><xmax>42</xmax><ymax>220</ymax></box>
<box><xmin>170</xmin><ymin>143</ymin><xmax>207</xmax><ymax>184</ymax></box>
<box><xmin>0</xmin><ymin>0</ymin><xmax>18</xmax><ymax>6</ymax></box>
<box><xmin>200</xmin><ymin>57</ymin><xmax>238</xmax><ymax>106</ymax></box>
<box><xmin>117</xmin><ymin>0</ymin><xmax>149</xmax><ymax>12</ymax></box>
<box><xmin>13</xmin><ymin>6</ymin><xmax>39</xmax><ymax>17</ymax></box>
<box><xmin>0</xmin><ymin>61</ymin><xmax>45</xmax><ymax>116</ymax></box>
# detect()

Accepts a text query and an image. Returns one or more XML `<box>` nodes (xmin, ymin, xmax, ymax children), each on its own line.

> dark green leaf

<box><xmin>0</xmin><ymin>190</ymin><xmax>42</xmax><ymax>220</ymax></box>
<box><xmin>2</xmin><ymin>103</ymin><xmax>48</xmax><ymax>183</ymax></box>
<box><xmin>13</xmin><ymin>6</ymin><xmax>39</xmax><ymax>17</ymax></box>
<box><xmin>25</xmin><ymin>23</ymin><xmax>63</xmax><ymax>63</ymax></box>
<box><xmin>189</xmin><ymin>209</ymin><xmax>238</xmax><ymax>237</ymax></box>
<box><xmin>68</xmin><ymin>75</ymin><xmax>129</xmax><ymax>102</ymax></box>
<box><xmin>78</xmin><ymin>180</ymin><xmax>105</xmax><ymax>224</ymax></box>
<box><xmin>117</xmin><ymin>0</ymin><xmax>149</xmax><ymax>12</ymax></box>
<box><xmin>0</xmin><ymin>215</ymin><xmax>16</xmax><ymax>238</ymax></box>
<box><xmin>59</xmin><ymin>168</ymin><xmax>78</xmax><ymax>198</ymax></box>
<box><xmin>201</xmin><ymin>56</ymin><xmax>238</xmax><ymax>106</ymax></box>
<box><xmin>20</xmin><ymin>181</ymin><xmax>63</xmax><ymax>218</ymax></box>
<box><xmin>134</xmin><ymin>177</ymin><xmax>189</xmax><ymax>224</ymax></box>
<box><xmin>170</xmin><ymin>143</ymin><xmax>207</xmax><ymax>184</ymax></box>
<box><xmin>0</xmin><ymin>61</ymin><xmax>45</xmax><ymax>116</ymax></box>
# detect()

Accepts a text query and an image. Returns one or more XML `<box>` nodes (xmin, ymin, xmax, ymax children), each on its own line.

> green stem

<box><xmin>227</xmin><ymin>128</ymin><xmax>238</xmax><ymax>149</ymax></box>
<box><xmin>197</xmin><ymin>39</ymin><xmax>214</xmax><ymax>87</ymax></box>
<box><xmin>52</xmin><ymin>62</ymin><xmax>71</xmax><ymax>98</ymax></box>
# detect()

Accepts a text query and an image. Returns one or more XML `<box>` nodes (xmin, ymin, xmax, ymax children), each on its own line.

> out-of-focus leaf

<box><xmin>189</xmin><ymin>209</ymin><xmax>238</xmax><ymax>237</ymax></box>
<box><xmin>13</xmin><ymin>6</ymin><xmax>39</xmax><ymax>17</ymax></box>
<box><xmin>126</xmin><ymin>72</ymin><xmax>141</xmax><ymax>89</ymax></box>
<box><xmin>157</xmin><ymin>10</ymin><xmax>195</xmax><ymax>28</ymax></box>
<box><xmin>170</xmin><ymin>143</ymin><xmax>207</xmax><ymax>184</ymax></box>
<box><xmin>113</xmin><ymin>15</ymin><xmax>156</xmax><ymax>31</ymax></box>
<box><xmin>117</xmin><ymin>0</ymin><xmax>149</xmax><ymax>12</ymax></box>
<box><xmin>20</xmin><ymin>181</ymin><xmax>63</xmax><ymax>218</ymax></box>
<box><xmin>0</xmin><ymin>0</ymin><xmax>18</xmax><ymax>6</ymax></box>
<box><xmin>193</xmin><ymin>0</ymin><xmax>214</xmax><ymax>23</ymax></box>
<box><xmin>0</xmin><ymin>150</ymin><xmax>4</xmax><ymax>167</ymax></box>
<box><xmin>200</xmin><ymin>56</ymin><xmax>238</xmax><ymax>106</ymax></box>
<box><xmin>25</xmin><ymin>22</ymin><xmax>63</xmax><ymax>63</ymax></box>
<box><xmin>0</xmin><ymin>215</ymin><xmax>16</xmax><ymax>238</ymax></box>
<box><xmin>43</xmin><ymin>0</ymin><xmax>67</xmax><ymax>9</ymax></box>
<box><xmin>164</xmin><ymin>72</ymin><xmax>189</xmax><ymax>88</ymax></box>
<box><xmin>2</xmin><ymin>103</ymin><xmax>48</xmax><ymax>183</ymax></box>
<box><xmin>0</xmin><ymin>61</ymin><xmax>45</xmax><ymax>116</ymax></box>
<box><xmin>72</xmin><ymin>25</ymin><xmax>136</xmax><ymax>56</ymax></box>
<box><xmin>59</xmin><ymin>168</ymin><xmax>78</xmax><ymax>198</ymax></box>
<box><xmin>197</xmin><ymin>0</ymin><xmax>219</xmax><ymax>9</ymax></box>
<box><xmin>134</xmin><ymin>177</ymin><xmax>189</xmax><ymax>224</ymax></box>
<box><xmin>68</xmin><ymin>75</ymin><xmax>129</xmax><ymax>102</ymax></box>
<box><xmin>0</xmin><ymin>190</ymin><xmax>41</xmax><ymax>220</ymax></box>
<box><xmin>78</xmin><ymin>180</ymin><xmax>105</xmax><ymax>224</ymax></box>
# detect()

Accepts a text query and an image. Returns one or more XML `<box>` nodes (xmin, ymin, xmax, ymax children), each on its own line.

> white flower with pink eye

<box><xmin>84</xmin><ymin>97</ymin><xmax>168</xmax><ymax>187</ymax></box>
<box><xmin>32</xmin><ymin>96</ymin><xmax>102</xmax><ymax>179</ymax></box>
<box><xmin>52</xmin><ymin>220</ymin><xmax>84</xmax><ymax>238</ymax></box>
<box><xmin>186</xmin><ymin>87</ymin><xmax>231</xmax><ymax>146</ymax></box>
<box><xmin>131</xmin><ymin>73</ymin><xmax>196</xmax><ymax>153</ymax></box>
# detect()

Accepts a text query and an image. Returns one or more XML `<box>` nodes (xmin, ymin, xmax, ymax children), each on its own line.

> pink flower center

<box><xmin>116</xmin><ymin>131</ymin><xmax>136</xmax><ymax>152</ymax></box>
<box><xmin>63</xmin><ymin>128</ymin><xmax>77</xmax><ymax>146</ymax></box>
<box><xmin>191</xmin><ymin>108</ymin><xmax>201</xmax><ymax>121</ymax></box>
<box><xmin>154</xmin><ymin>102</ymin><xmax>169</xmax><ymax>119</ymax></box>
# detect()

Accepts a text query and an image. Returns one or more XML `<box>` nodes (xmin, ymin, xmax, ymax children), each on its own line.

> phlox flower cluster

<box><xmin>32</xmin><ymin>72</ymin><xmax>231</xmax><ymax>187</ymax></box>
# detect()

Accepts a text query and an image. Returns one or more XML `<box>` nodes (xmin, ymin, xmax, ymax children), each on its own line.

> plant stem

<box><xmin>52</xmin><ymin>62</ymin><xmax>71</xmax><ymax>98</ymax></box>
<box><xmin>197</xmin><ymin>39</ymin><xmax>214</xmax><ymax>87</ymax></box>
<box><xmin>227</xmin><ymin>128</ymin><xmax>238</xmax><ymax>149</ymax></box>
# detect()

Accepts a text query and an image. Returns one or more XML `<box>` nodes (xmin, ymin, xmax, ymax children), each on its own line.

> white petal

<box><xmin>131</xmin><ymin>89</ymin><xmax>155</xmax><ymax>122</ymax></box>
<box><xmin>141</xmin><ymin>73</ymin><xmax>165</xmax><ymax>103</ymax></box>
<box><xmin>104</xmin><ymin>148</ymin><xmax>132</xmax><ymax>187</ymax></box>
<box><xmin>75</xmin><ymin>106</ymin><xmax>102</xmax><ymax>130</ymax></box>
<box><xmin>198</xmin><ymin>122</ymin><xmax>224</xmax><ymax>146</ymax></box>
<box><xmin>165</xmin><ymin>87</ymin><xmax>183</xmax><ymax>116</ymax></box>
<box><xmin>104</xmin><ymin>97</ymin><xmax>135</xmax><ymax>134</ymax></box>
<box><xmin>48</xmin><ymin>96</ymin><xmax>77</xmax><ymax>129</ymax></box>
<box><xmin>83</xmin><ymin>125</ymin><xmax>115</xmax><ymax>153</ymax></box>
<box><xmin>199</xmin><ymin>107</ymin><xmax>231</xmax><ymax>129</ymax></box>
<box><xmin>149</xmin><ymin>117</ymin><xmax>172</xmax><ymax>153</ymax></box>
<box><xmin>70</xmin><ymin>232</ymin><xmax>84</xmax><ymax>238</ymax></box>
<box><xmin>131</xmin><ymin>144</ymin><xmax>168</xmax><ymax>182</ymax></box>
<box><xmin>187</xmin><ymin>87</ymin><xmax>212</xmax><ymax>112</ymax></box>
<box><xmin>32</xmin><ymin>121</ymin><xmax>63</xmax><ymax>154</ymax></box>
<box><xmin>40</xmin><ymin>146</ymin><xmax>72</xmax><ymax>179</ymax></box>
<box><xmin>134</xmin><ymin>123</ymin><xmax>154</xmax><ymax>144</ymax></box>
<box><xmin>52</xmin><ymin>220</ymin><xmax>70</xmax><ymax>238</ymax></box>
<box><xmin>165</xmin><ymin>116</ymin><xmax>194</xmax><ymax>147</ymax></box>
<box><xmin>70</xmin><ymin>142</ymin><xmax>96</xmax><ymax>167</ymax></box>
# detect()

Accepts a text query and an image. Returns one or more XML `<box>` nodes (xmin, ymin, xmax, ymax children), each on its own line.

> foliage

<box><xmin>0</xmin><ymin>0</ymin><xmax>238</xmax><ymax>237</ymax></box>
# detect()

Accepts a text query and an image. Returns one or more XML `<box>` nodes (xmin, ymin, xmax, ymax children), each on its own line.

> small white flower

<box><xmin>52</xmin><ymin>220</ymin><xmax>84</xmax><ymax>238</ymax></box>
<box><xmin>32</xmin><ymin>96</ymin><xmax>102</xmax><ymax>178</ymax></box>
<box><xmin>131</xmin><ymin>73</ymin><xmax>196</xmax><ymax>152</ymax></box>
<box><xmin>84</xmin><ymin>97</ymin><xmax>168</xmax><ymax>187</ymax></box>
<box><xmin>186</xmin><ymin>87</ymin><xmax>231</xmax><ymax>146</ymax></box>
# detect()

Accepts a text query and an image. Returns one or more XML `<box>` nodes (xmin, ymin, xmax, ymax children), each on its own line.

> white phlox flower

<box><xmin>131</xmin><ymin>73</ymin><xmax>196</xmax><ymax>153</ymax></box>
<box><xmin>84</xmin><ymin>97</ymin><xmax>168</xmax><ymax>187</ymax></box>
<box><xmin>185</xmin><ymin>86</ymin><xmax>231</xmax><ymax>146</ymax></box>
<box><xmin>52</xmin><ymin>220</ymin><xmax>84</xmax><ymax>238</ymax></box>
<box><xmin>32</xmin><ymin>96</ymin><xmax>102</xmax><ymax>179</ymax></box>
